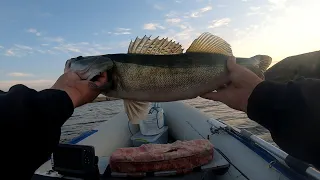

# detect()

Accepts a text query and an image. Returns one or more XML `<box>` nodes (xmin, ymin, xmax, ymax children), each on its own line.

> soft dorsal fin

<box><xmin>251</xmin><ymin>55</ymin><xmax>273</xmax><ymax>72</ymax></box>
<box><xmin>127</xmin><ymin>36</ymin><xmax>183</xmax><ymax>55</ymax></box>
<box><xmin>186</xmin><ymin>32</ymin><xmax>233</xmax><ymax>56</ymax></box>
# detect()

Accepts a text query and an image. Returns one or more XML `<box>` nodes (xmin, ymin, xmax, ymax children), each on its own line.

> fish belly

<box><xmin>106</xmin><ymin>62</ymin><xmax>229</xmax><ymax>102</ymax></box>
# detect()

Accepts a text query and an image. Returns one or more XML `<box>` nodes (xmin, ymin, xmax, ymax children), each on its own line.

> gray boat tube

<box><xmin>207</xmin><ymin>118</ymin><xmax>320</xmax><ymax>180</ymax></box>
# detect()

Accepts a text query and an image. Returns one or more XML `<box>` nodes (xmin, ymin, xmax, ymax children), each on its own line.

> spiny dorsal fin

<box><xmin>124</xmin><ymin>100</ymin><xmax>150</xmax><ymax>124</ymax></box>
<box><xmin>128</xmin><ymin>36</ymin><xmax>183</xmax><ymax>55</ymax></box>
<box><xmin>186</xmin><ymin>32</ymin><xmax>233</xmax><ymax>56</ymax></box>
<box><xmin>251</xmin><ymin>55</ymin><xmax>273</xmax><ymax>72</ymax></box>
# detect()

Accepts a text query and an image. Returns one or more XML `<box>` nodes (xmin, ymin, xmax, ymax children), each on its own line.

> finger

<box><xmin>93</xmin><ymin>72</ymin><xmax>108</xmax><ymax>87</ymax></box>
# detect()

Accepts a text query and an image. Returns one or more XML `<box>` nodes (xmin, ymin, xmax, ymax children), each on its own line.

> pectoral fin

<box><xmin>124</xmin><ymin>100</ymin><xmax>150</xmax><ymax>124</ymax></box>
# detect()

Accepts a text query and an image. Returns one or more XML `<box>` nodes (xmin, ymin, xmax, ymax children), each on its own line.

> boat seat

<box><xmin>98</xmin><ymin>147</ymin><xmax>230</xmax><ymax>179</ymax></box>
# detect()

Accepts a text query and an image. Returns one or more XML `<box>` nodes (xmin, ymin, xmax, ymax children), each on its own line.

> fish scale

<box><xmin>65</xmin><ymin>32</ymin><xmax>272</xmax><ymax>124</ymax></box>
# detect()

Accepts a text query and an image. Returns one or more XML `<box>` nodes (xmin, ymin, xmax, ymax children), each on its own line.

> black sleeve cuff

<box><xmin>37</xmin><ymin>89</ymin><xmax>74</xmax><ymax>129</ymax></box>
<box><xmin>247</xmin><ymin>81</ymin><xmax>288</xmax><ymax>130</ymax></box>
<box><xmin>4</xmin><ymin>84</ymin><xmax>74</xmax><ymax>130</ymax></box>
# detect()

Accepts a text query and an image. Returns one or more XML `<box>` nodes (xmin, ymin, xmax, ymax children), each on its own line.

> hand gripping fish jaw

<box><xmin>65</xmin><ymin>55</ymin><xmax>115</xmax><ymax>92</ymax></box>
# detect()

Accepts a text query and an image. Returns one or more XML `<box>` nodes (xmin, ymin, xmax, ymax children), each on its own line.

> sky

<box><xmin>0</xmin><ymin>0</ymin><xmax>319</xmax><ymax>91</ymax></box>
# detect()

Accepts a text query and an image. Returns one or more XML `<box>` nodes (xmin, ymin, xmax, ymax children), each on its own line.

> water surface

<box><xmin>61</xmin><ymin>98</ymin><xmax>274</xmax><ymax>145</ymax></box>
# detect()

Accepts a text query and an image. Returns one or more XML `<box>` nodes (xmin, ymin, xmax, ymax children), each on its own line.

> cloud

<box><xmin>14</xmin><ymin>44</ymin><xmax>32</xmax><ymax>50</ymax></box>
<box><xmin>116</xmin><ymin>28</ymin><xmax>131</xmax><ymax>31</ymax></box>
<box><xmin>36</xmin><ymin>49</ymin><xmax>47</xmax><ymax>54</ymax></box>
<box><xmin>250</xmin><ymin>6</ymin><xmax>261</xmax><ymax>11</ymax></box>
<box><xmin>4</xmin><ymin>38</ymin><xmax>113</xmax><ymax>57</ymax></box>
<box><xmin>102</xmin><ymin>31</ymin><xmax>112</xmax><ymax>34</ymax></box>
<box><xmin>7</xmin><ymin>72</ymin><xmax>34</xmax><ymax>77</ymax></box>
<box><xmin>179</xmin><ymin>25</ymin><xmax>187</xmax><ymax>29</ymax></box>
<box><xmin>114</xmin><ymin>32</ymin><xmax>131</xmax><ymax>35</ymax></box>
<box><xmin>53</xmin><ymin>42</ymin><xmax>112</xmax><ymax>56</ymax></box>
<box><xmin>268</xmin><ymin>0</ymin><xmax>287</xmax><ymax>11</ymax></box>
<box><xmin>247</xmin><ymin>6</ymin><xmax>264</xmax><ymax>16</ymax></box>
<box><xmin>165</xmin><ymin>11</ymin><xmax>178</xmax><ymax>17</ymax></box>
<box><xmin>113</xmin><ymin>28</ymin><xmax>131</xmax><ymax>35</ymax></box>
<box><xmin>154</xmin><ymin>4</ymin><xmax>163</xmax><ymax>10</ymax></box>
<box><xmin>27</xmin><ymin>28</ymin><xmax>41</xmax><ymax>36</ymax></box>
<box><xmin>100</xmin><ymin>28</ymin><xmax>131</xmax><ymax>35</ymax></box>
<box><xmin>43</xmin><ymin>37</ymin><xmax>64</xmax><ymax>43</ymax></box>
<box><xmin>190</xmin><ymin>6</ymin><xmax>212</xmax><ymax>18</ymax></box>
<box><xmin>0</xmin><ymin>46</ymin><xmax>3</xmax><ymax>49</ymax></box>
<box><xmin>208</xmin><ymin>18</ymin><xmax>231</xmax><ymax>28</ymax></box>
<box><xmin>201</xmin><ymin>6</ymin><xmax>213</xmax><ymax>12</ymax></box>
<box><xmin>4</xmin><ymin>44</ymin><xmax>34</xmax><ymax>57</ymax></box>
<box><xmin>5</xmin><ymin>50</ymin><xmax>15</xmax><ymax>56</ymax></box>
<box><xmin>143</xmin><ymin>23</ymin><xmax>165</xmax><ymax>30</ymax></box>
<box><xmin>0</xmin><ymin>79</ymin><xmax>55</xmax><ymax>91</ymax></box>
<box><xmin>157</xmin><ymin>24</ymin><xmax>201</xmax><ymax>50</ymax></box>
<box><xmin>3</xmin><ymin>44</ymin><xmax>52</xmax><ymax>57</ymax></box>
<box><xmin>166</xmin><ymin>18</ymin><xmax>181</xmax><ymax>24</ymax></box>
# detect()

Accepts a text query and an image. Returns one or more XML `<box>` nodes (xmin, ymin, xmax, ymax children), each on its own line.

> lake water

<box><xmin>60</xmin><ymin>97</ymin><xmax>275</xmax><ymax>145</ymax></box>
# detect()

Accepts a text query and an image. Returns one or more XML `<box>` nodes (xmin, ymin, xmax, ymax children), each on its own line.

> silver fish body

<box><xmin>65</xmin><ymin>32</ymin><xmax>272</xmax><ymax>123</ymax></box>
<box><xmin>106</xmin><ymin>53</ymin><xmax>229</xmax><ymax>102</ymax></box>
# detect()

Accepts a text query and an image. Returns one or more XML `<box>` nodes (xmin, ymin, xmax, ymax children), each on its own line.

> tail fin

<box><xmin>251</xmin><ymin>55</ymin><xmax>272</xmax><ymax>72</ymax></box>
<box><xmin>236</xmin><ymin>55</ymin><xmax>272</xmax><ymax>80</ymax></box>
<box><xmin>244</xmin><ymin>65</ymin><xmax>265</xmax><ymax>80</ymax></box>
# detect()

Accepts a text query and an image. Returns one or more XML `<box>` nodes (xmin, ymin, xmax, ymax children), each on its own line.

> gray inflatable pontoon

<box><xmin>33</xmin><ymin>101</ymin><xmax>320</xmax><ymax>180</ymax></box>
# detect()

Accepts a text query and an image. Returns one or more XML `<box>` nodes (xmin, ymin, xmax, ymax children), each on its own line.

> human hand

<box><xmin>201</xmin><ymin>56</ymin><xmax>263</xmax><ymax>113</ymax></box>
<box><xmin>51</xmin><ymin>72</ymin><xmax>107</xmax><ymax>108</ymax></box>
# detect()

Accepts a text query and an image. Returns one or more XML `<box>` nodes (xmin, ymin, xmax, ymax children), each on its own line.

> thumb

<box><xmin>73</xmin><ymin>80</ymin><xmax>101</xmax><ymax>105</ymax></box>
<box><xmin>70</xmin><ymin>79</ymin><xmax>101</xmax><ymax>91</ymax></box>
<box><xmin>226</xmin><ymin>56</ymin><xmax>238</xmax><ymax>72</ymax></box>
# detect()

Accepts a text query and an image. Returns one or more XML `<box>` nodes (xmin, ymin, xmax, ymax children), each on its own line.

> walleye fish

<box><xmin>265</xmin><ymin>50</ymin><xmax>320</xmax><ymax>83</ymax></box>
<box><xmin>65</xmin><ymin>32</ymin><xmax>272</xmax><ymax>124</ymax></box>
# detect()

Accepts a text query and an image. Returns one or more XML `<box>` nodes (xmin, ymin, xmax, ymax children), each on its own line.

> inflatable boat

<box><xmin>32</xmin><ymin>101</ymin><xmax>320</xmax><ymax>180</ymax></box>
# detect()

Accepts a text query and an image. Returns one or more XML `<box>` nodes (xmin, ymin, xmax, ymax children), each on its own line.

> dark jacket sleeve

<box><xmin>247</xmin><ymin>78</ymin><xmax>320</xmax><ymax>168</ymax></box>
<box><xmin>0</xmin><ymin>84</ymin><xmax>74</xmax><ymax>179</ymax></box>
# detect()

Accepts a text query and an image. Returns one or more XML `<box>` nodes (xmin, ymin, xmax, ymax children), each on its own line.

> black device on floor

<box><xmin>51</xmin><ymin>143</ymin><xmax>99</xmax><ymax>179</ymax></box>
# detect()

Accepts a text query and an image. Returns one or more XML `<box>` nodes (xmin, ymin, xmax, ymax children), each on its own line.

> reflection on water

<box><xmin>61</xmin><ymin>97</ymin><xmax>275</xmax><ymax>145</ymax></box>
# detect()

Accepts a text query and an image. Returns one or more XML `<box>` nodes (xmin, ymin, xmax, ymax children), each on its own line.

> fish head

<box><xmin>65</xmin><ymin>55</ymin><xmax>114</xmax><ymax>80</ymax></box>
<box><xmin>64</xmin><ymin>55</ymin><xmax>115</xmax><ymax>91</ymax></box>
